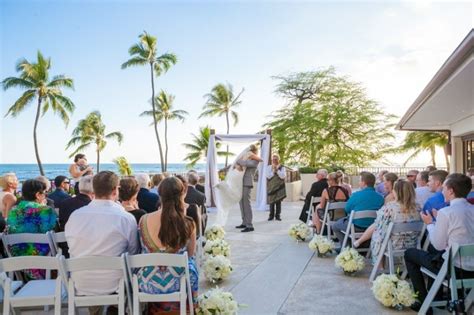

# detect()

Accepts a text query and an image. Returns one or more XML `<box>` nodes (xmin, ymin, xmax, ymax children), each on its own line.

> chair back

<box><xmin>0</xmin><ymin>255</ymin><xmax>61</xmax><ymax>273</ymax></box>
<box><xmin>47</xmin><ymin>231</ymin><xmax>67</xmax><ymax>256</ymax></box>
<box><xmin>61</xmin><ymin>255</ymin><xmax>125</xmax><ymax>273</ymax></box>
<box><xmin>326</xmin><ymin>201</ymin><xmax>346</xmax><ymax>211</ymax></box>
<box><xmin>351</xmin><ymin>210</ymin><xmax>377</xmax><ymax>220</ymax></box>
<box><xmin>126</xmin><ymin>252</ymin><xmax>188</xmax><ymax>270</ymax></box>
<box><xmin>2</xmin><ymin>232</ymin><xmax>52</xmax><ymax>258</ymax></box>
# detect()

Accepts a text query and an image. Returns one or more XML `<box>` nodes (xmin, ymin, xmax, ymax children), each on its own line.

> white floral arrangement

<box><xmin>204</xmin><ymin>239</ymin><xmax>231</xmax><ymax>258</ymax></box>
<box><xmin>205</xmin><ymin>225</ymin><xmax>226</xmax><ymax>241</ymax></box>
<box><xmin>196</xmin><ymin>287</ymin><xmax>240</xmax><ymax>315</ymax></box>
<box><xmin>308</xmin><ymin>235</ymin><xmax>335</xmax><ymax>256</ymax></box>
<box><xmin>372</xmin><ymin>274</ymin><xmax>416</xmax><ymax>308</ymax></box>
<box><xmin>203</xmin><ymin>254</ymin><xmax>233</xmax><ymax>283</ymax></box>
<box><xmin>288</xmin><ymin>222</ymin><xmax>311</xmax><ymax>241</ymax></box>
<box><xmin>335</xmin><ymin>247</ymin><xmax>365</xmax><ymax>274</ymax></box>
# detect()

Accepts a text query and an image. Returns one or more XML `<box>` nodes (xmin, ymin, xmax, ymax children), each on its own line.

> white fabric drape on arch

<box><xmin>205</xmin><ymin>134</ymin><xmax>271</xmax><ymax>211</ymax></box>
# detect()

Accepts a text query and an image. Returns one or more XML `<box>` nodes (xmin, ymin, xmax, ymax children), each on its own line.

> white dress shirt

<box><xmin>427</xmin><ymin>198</ymin><xmax>474</xmax><ymax>270</ymax></box>
<box><xmin>415</xmin><ymin>186</ymin><xmax>435</xmax><ymax>209</ymax></box>
<box><xmin>65</xmin><ymin>199</ymin><xmax>139</xmax><ymax>295</ymax></box>
<box><xmin>266</xmin><ymin>165</ymin><xmax>286</xmax><ymax>180</ymax></box>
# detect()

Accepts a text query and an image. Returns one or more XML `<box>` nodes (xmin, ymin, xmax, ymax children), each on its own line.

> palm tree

<box><xmin>2</xmin><ymin>51</ymin><xmax>75</xmax><ymax>175</ymax></box>
<box><xmin>66</xmin><ymin>111</ymin><xmax>123</xmax><ymax>172</ymax></box>
<box><xmin>139</xmin><ymin>90</ymin><xmax>188</xmax><ymax>171</ymax></box>
<box><xmin>398</xmin><ymin>131</ymin><xmax>449</xmax><ymax>169</ymax></box>
<box><xmin>199</xmin><ymin>83</ymin><xmax>244</xmax><ymax>167</ymax></box>
<box><xmin>113</xmin><ymin>156</ymin><xmax>133</xmax><ymax>176</ymax></box>
<box><xmin>121</xmin><ymin>31</ymin><xmax>177</xmax><ymax>172</ymax></box>
<box><xmin>182</xmin><ymin>126</ymin><xmax>229</xmax><ymax>167</ymax></box>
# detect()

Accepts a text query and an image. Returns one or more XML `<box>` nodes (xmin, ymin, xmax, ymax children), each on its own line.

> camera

<box><xmin>447</xmin><ymin>299</ymin><xmax>466</xmax><ymax>315</ymax></box>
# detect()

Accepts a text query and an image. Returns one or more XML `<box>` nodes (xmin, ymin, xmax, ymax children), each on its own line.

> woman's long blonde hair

<box><xmin>0</xmin><ymin>173</ymin><xmax>17</xmax><ymax>190</ymax></box>
<box><xmin>393</xmin><ymin>179</ymin><xmax>417</xmax><ymax>214</ymax></box>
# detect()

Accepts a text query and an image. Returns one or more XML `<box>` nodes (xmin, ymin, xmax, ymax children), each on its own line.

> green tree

<box><xmin>66</xmin><ymin>111</ymin><xmax>123</xmax><ymax>172</ymax></box>
<box><xmin>140</xmin><ymin>90</ymin><xmax>188</xmax><ymax>171</ymax></box>
<box><xmin>199</xmin><ymin>83</ymin><xmax>243</xmax><ymax>167</ymax></box>
<box><xmin>122</xmin><ymin>31</ymin><xmax>177</xmax><ymax>172</ymax></box>
<box><xmin>2</xmin><ymin>51</ymin><xmax>75</xmax><ymax>175</ymax></box>
<box><xmin>113</xmin><ymin>156</ymin><xmax>133</xmax><ymax>176</ymax></box>
<box><xmin>182</xmin><ymin>126</ymin><xmax>229</xmax><ymax>167</ymax></box>
<box><xmin>397</xmin><ymin>131</ymin><xmax>449</xmax><ymax>169</ymax></box>
<box><xmin>266</xmin><ymin>69</ymin><xmax>396</xmax><ymax>167</ymax></box>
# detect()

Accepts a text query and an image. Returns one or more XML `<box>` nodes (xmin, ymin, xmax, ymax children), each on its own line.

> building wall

<box><xmin>451</xmin><ymin>137</ymin><xmax>464</xmax><ymax>173</ymax></box>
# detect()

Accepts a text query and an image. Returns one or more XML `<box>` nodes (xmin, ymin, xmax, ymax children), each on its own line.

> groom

<box><xmin>235</xmin><ymin>158</ymin><xmax>259</xmax><ymax>232</ymax></box>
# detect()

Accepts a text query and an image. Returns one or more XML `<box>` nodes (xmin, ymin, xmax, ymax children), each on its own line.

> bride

<box><xmin>214</xmin><ymin>144</ymin><xmax>262</xmax><ymax>225</ymax></box>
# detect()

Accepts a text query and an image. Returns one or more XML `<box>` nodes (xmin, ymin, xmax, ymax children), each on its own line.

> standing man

<box><xmin>235</xmin><ymin>146</ymin><xmax>260</xmax><ymax>233</ymax></box>
<box><xmin>266</xmin><ymin>154</ymin><xmax>286</xmax><ymax>221</ymax></box>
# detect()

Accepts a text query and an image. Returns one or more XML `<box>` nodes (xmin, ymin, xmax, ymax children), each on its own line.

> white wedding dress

<box><xmin>214</xmin><ymin>148</ymin><xmax>250</xmax><ymax>225</ymax></box>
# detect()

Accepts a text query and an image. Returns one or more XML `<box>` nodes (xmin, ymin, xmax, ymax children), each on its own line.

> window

<box><xmin>462</xmin><ymin>134</ymin><xmax>474</xmax><ymax>174</ymax></box>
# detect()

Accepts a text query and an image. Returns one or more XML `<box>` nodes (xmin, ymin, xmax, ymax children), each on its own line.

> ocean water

<box><xmin>0</xmin><ymin>163</ymin><xmax>219</xmax><ymax>181</ymax></box>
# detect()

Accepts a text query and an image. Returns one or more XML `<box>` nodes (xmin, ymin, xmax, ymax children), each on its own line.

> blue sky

<box><xmin>0</xmin><ymin>0</ymin><xmax>472</xmax><ymax>165</ymax></box>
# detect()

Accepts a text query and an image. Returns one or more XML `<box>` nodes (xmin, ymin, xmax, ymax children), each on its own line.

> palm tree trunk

<box><xmin>164</xmin><ymin>117</ymin><xmax>168</xmax><ymax>170</ymax></box>
<box><xmin>33</xmin><ymin>97</ymin><xmax>45</xmax><ymax>176</ymax></box>
<box><xmin>430</xmin><ymin>146</ymin><xmax>436</xmax><ymax>167</ymax></box>
<box><xmin>150</xmin><ymin>63</ymin><xmax>166</xmax><ymax>172</ymax></box>
<box><xmin>444</xmin><ymin>151</ymin><xmax>450</xmax><ymax>172</ymax></box>
<box><xmin>96</xmin><ymin>147</ymin><xmax>101</xmax><ymax>173</ymax></box>
<box><xmin>225</xmin><ymin>111</ymin><xmax>230</xmax><ymax>168</ymax></box>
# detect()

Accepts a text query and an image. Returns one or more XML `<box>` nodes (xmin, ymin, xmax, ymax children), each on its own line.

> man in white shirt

<box><xmin>65</xmin><ymin>171</ymin><xmax>139</xmax><ymax>301</ymax></box>
<box><xmin>266</xmin><ymin>154</ymin><xmax>286</xmax><ymax>221</ymax></box>
<box><xmin>415</xmin><ymin>170</ymin><xmax>435</xmax><ymax>208</ymax></box>
<box><xmin>404</xmin><ymin>173</ymin><xmax>474</xmax><ymax>312</ymax></box>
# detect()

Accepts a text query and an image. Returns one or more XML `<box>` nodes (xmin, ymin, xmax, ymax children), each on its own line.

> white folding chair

<box><xmin>195</xmin><ymin>206</ymin><xmax>204</xmax><ymax>269</ymax></box>
<box><xmin>0</xmin><ymin>272</ymin><xmax>22</xmax><ymax>307</ymax></box>
<box><xmin>124</xmin><ymin>252</ymin><xmax>194</xmax><ymax>315</ymax></box>
<box><xmin>47</xmin><ymin>231</ymin><xmax>67</xmax><ymax>256</ymax></box>
<box><xmin>0</xmin><ymin>255</ymin><xmax>65</xmax><ymax>315</ymax></box>
<box><xmin>419</xmin><ymin>243</ymin><xmax>474</xmax><ymax>314</ymax></box>
<box><xmin>320</xmin><ymin>201</ymin><xmax>348</xmax><ymax>240</ymax></box>
<box><xmin>2</xmin><ymin>232</ymin><xmax>54</xmax><ymax>258</ymax></box>
<box><xmin>369</xmin><ymin>221</ymin><xmax>424</xmax><ymax>282</ymax></box>
<box><xmin>341</xmin><ymin>210</ymin><xmax>378</xmax><ymax>250</ymax></box>
<box><xmin>60</xmin><ymin>255</ymin><xmax>128</xmax><ymax>315</ymax></box>
<box><xmin>306</xmin><ymin>196</ymin><xmax>322</xmax><ymax>226</ymax></box>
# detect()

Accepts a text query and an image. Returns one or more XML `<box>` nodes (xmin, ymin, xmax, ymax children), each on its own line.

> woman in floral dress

<box><xmin>137</xmin><ymin>176</ymin><xmax>199</xmax><ymax>314</ymax></box>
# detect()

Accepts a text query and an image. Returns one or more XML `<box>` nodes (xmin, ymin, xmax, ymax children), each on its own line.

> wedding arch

<box><xmin>205</xmin><ymin>130</ymin><xmax>271</xmax><ymax>211</ymax></box>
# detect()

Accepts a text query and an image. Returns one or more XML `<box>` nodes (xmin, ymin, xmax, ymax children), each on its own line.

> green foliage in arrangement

<box><xmin>397</xmin><ymin>131</ymin><xmax>449</xmax><ymax>169</ymax></box>
<box><xmin>113</xmin><ymin>156</ymin><xmax>133</xmax><ymax>176</ymax></box>
<box><xmin>122</xmin><ymin>31</ymin><xmax>177</xmax><ymax>172</ymax></box>
<box><xmin>66</xmin><ymin>111</ymin><xmax>123</xmax><ymax>173</ymax></box>
<box><xmin>298</xmin><ymin>165</ymin><xmax>346</xmax><ymax>174</ymax></box>
<box><xmin>2</xmin><ymin>51</ymin><xmax>75</xmax><ymax>175</ymax></box>
<box><xmin>183</xmin><ymin>126</ymin><xmax>231</xmax><ymax>167</ymax></box>
<box><xmin>266</xmin><ymin>68</ymin><xmax>396</xmax><ymax>168</ymax></box>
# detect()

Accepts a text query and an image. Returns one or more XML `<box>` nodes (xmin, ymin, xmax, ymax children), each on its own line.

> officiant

<box><xmin>266</xmin><ymin>154</ymin><xmax>286</xmax><ymax>221</ymax></box>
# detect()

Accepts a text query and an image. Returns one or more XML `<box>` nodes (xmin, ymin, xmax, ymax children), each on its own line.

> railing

<box><xmin>343</xmin><ymin>166</ymin><xmax>448</xmax><ymax>176</ymax></box>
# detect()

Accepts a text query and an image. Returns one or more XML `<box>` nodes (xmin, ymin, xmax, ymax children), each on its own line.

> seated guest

<box><xmin>375</xmin><ymin>170</ymin><xmax>388</xmax><ymax>196</ymax></box>
<box><xmin>35</xmin><ymin>176</ymin><xmax>55</xmax><ymax>208</ymax></box>
<box><xmin>6</xmin><ymin>179</ymin><xmax>57</xmax><ymax>279</ymax></box>
<box><xmin>312</xmin><ymin>171</ymin><xmax>349</xmax><ymax>233</ymax></box>
<box><xmin>467</xmin><ymin>169</ymin><xmax>474</xmax><ymax>199</ymax></box>
<box><xmin>137</xmin><ymin>177</ymin><xmax>199</xmax><ymax>313</ymax></box>
<box><xmin>176</xmin><ymin>175</ymin><xmax>201</xmax><ymax>237</ymax></box>
<box><xmin>339</xmin><ymin>170</ymin><xmax>352</xmax><ymax>196</ymax></box>
<box><xmin>48</xmin><ymin>175</ymin><xmax>72</xmax><ymax>206</ymax></box>
<box><xmin>1</xmin><ymin>173</ymin><xmax>18</xmax><ymax>228</ymax></box>
<box><xmin>415</xmin><ymin>171</ymin><xmax>434</xmax><ymax>208</ymax></box>
<box><xmin>149</xmin><ymin>173</ymin><xmax>164</xmax><ymax>195</ymax></box>
<box><xmin>186</xmin><ymin>171</ymin><xmax>207</xmax><ymax>232</ymax></box>
<box><xmin>404</xmin><ymin>173</ymin><xmax>474</xmax><ymax>311</ymax></box>
<box><xmin>425</xmin><ymin>165</ymin><xmax>437</xmax><ymax>172</ymax></box>
<box><xmin>332</xmin><ymin>172</ymin><xmax>384</xmax><ymax>245</ymax></box>
<box><xmin>422</xmin><ymin>170</ymin><xmax>449</xmax><ymax>215</ymax></box>
<box><xmin>406</xmin><ymin>170</ymin><xmax>419</xmax><ymax>188</ymax></box>
<box><xmin>370</xmin><ymin>180</ymin><xmax>421</xmax><ymax>264</ymax></box>
<box><xmin>119</xmin><ymin>177</ymin><xmax>146</xmax><ymax>224</ymax></box>
<box><xmin>58</xmin><ymin>175</ymin><xmax>94</xmax><ymax>230</ymax></box>
<box><xmin>382</xmin><ymin>172</ymin><xmax>398</xmax><ymax>204</ymax></box>
<box><xmin>65</xmin><ymin>171</ymin><xmax>139</xmax><ymax>302</ymax></box>
<box><xmin>298</xmin><ymin>169</ymin><xmax>329</xmax><ymax>223</ymax></box>
<box><xmin>136</xmin><ymin>173</ymin><xmax>160</xmax><ymax>213</ymax></box>
<box><xmin>196</xmin><ymin>174</ymin><xmax>206</xmax><ymax>194</ymax></box>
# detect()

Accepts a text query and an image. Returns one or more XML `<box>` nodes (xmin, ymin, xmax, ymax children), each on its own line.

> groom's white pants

<box><xmin>240</xmin><ymin>186</ymin><xmax>253</xmax><ymax>228</ymax></box>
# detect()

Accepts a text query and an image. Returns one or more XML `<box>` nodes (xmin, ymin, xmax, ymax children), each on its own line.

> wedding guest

<box><xmin>406</xmin><ymin>170</ymin><xmax>419</xmax><ymax>188</ymax></box>
<box><xmin>415</xmin><ymin>171</ymin><xmax>435</xmax><ymax>208</ymax></box>
<box><xmin>58</xmin><ymin>175</ymin><xmax>94</xmax><ymax>230</ymax></box>
<box><xmin>339</xmin><ymin>170</ymin><xmax>352</xmax><ymax>196</ymax></box>
<box><xmin>186</xmin><ymin>171</ymin><xmax>207</xmax><ymax>233</ymax></box>
<box><xmin>35</xmin><ymin>176</ymin><xmax>55</xmax><ymax>208</ymax></box>
<box><xmin>69</xmin><ymin>153</ymin><xmax>93</xmax><ymax>195</ymax></box>
<box><xmin>332</xmin><ymin>172</ymin><xmax>384</xmax><ymax>245</ymax></box>
<box><xmin>119</xmin><ymin>177</ymin><xmax>146</xmax><ymax>224</ymax></box>
<box><xmin>298</xmin><ymin>169</ymin><xmax>328</xmax><ymax>223</ymax></box>
<box><xmin>405</xmin><ymin>173</ymin><xmax>474</xmax><ymax>311</ymax></box>
<box><xmin>266</xmin><ymin>154</ymin><xmax>286</xmax><ymax>221</ymax></box>
<box><xmin>6</xmin><ymin>179</ymin><xmax>57</xmax><ymax>279</ymax></box>
<box><xmin>176</xmin><ymin>175</ymin><xmax>201</xmax><ymax>237</ymax></box>
<box><xmin>382</xmin><ymin>173</ymin><xmax>398</xmax><ymax>204</ymax></box>
<box><xmin>136</xmin><ymin>173</ymin><xmax>160</xmax><ymax>213</ymax></box>
<box><xmin>48</xmin><ymin>175</ymin><xmax>72</xmax><ymax>206</ymax></box>
<box><xmin>375</xmin><ymin>170</ymin><xmax>389</xmax><ymax>196</ymax></box>
<box><xmin>196</xmin><ymin>175</ymin><xmax>205</xmax><ymax>194</ymax></box>
<box><xmin>0</xmin><ymin>173</ymin><xmax>18</xmax><ymax>220</ymax></box>
<box><xmin>312</xmin><ymin>171</ymin><xmax>349</xmax><ymax>233</ymax></box>
<box><xmin>422</xmin><ymin>170</ymin><xmax>449</xmax><ymax>215</ymax></box>
<box><xmin>370</xmin><ymin>180</ymin><xmax>421</xmax><ymax>264</ymax></box>
<box><xmin>425</xmin><ymin>165</ymin><xmax>437</xmax><ymax>172</ymax></box>
<box><xmin>65</xmin><ymin>171</ymin><xmax>139</xmax><ymax>305</ymax></box>
<box><xmin>137</xmin><ymin>177</ymin><xmax>199</xmax><ymax>313</ymax></box>
<box><xmin>149</xmin><ymin>173</ymin><xmax>164</xmax><ymax>195</ymax></box>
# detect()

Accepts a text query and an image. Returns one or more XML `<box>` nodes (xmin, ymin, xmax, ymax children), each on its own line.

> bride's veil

<box><xmin>229</xmin><ymin>146</ymin><xmax>251</xmax><ymax>170</ymax></box>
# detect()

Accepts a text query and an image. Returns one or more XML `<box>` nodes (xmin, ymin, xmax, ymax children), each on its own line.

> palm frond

<box><xmin>48</xmin><ymin>75</ymin><xmax>74</xmax><ymax>89</ymax></box>
<box><xmin>121</xmin><ymin>56</ymin><xmax>148</xmax><ymax>69</ymax></box>
<box><xmin>4</xmin><ymin>90</ymin><xmax>36</xmax><ymax>117</ymax></box>
<box><xmin>1</xmin><ymin>77</ymin><xmax>35</xmax><ymax>90</ymax></box>
<box><xmin>105</xmin><ymin>131</ymin><xmax>124</xmax><ymax>144</ymax></box>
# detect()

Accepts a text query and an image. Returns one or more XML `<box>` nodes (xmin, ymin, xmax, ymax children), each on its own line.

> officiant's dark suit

<box><xmin>236</xmin><ymin>159</ymin><xmax>259</xmax><ymax>232</ymax></box>
<box><xmin>185</xmin><ymin>185</ymin><xmax>207</xmax><ymax>235</ymax></box>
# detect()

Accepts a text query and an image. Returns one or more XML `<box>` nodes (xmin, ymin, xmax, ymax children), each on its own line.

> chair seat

<box><xmin>9</xmin><ymin>279</ymin><xmax>65</xmax><ymax>307</ymax></box>
<box><xmin>0</xmin><ymin>280</ymin><xmax>23</xmax><ymax>302</ymax></box>
<box><xmin>74</xmin><ymin>294</ymin><xmax>120</xmax><ymax>307</ymax></box>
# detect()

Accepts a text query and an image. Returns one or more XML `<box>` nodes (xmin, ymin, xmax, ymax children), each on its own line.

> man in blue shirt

<box><xmin>422</xmin><ymin>170</ymin><xmax>449</xmax><ymax>216</ymax></box>
<box><xmin>48</xmin><ymin>175</ymin><xmax>72</xmax><ymax>207</ymax></box>
<box><xmin>332</xmin><ymin>172</ymin><xmax>384</xmax><ymax>245</ymax></box>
